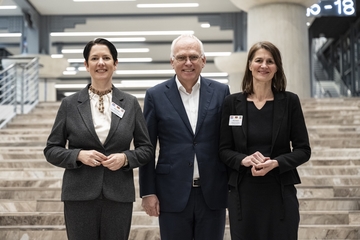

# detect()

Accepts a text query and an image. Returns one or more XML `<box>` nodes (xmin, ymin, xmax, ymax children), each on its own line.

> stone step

<box><xmin>0</xmin><ymin>224</ymin><xmax>358</xmax><ymax>240</ymax></box>
<box><xmin>301</xmin><ymin>175</ymin><xmax>360</xmax><ymax>186</ymax></box>
<box><xmin>5</xmin><ymin>123</ymin><xmax>54</xmax><ymax>129</ymax></box>
<box><xmin>303</xmin><ymin>157</ymin><xmax>360</xmax><ymax>166</ymax></box>
<box><xmin>0</xmin><ymin>210</ymin><xmax>358</xmax><ymax>227</ymax></box>
<box><xmin>309</xmin><ymin>138</ymin><xmax>360</xmax><ymax>148</ymax></box>
<box><xmin>0</xmin><ymin>185</ymin><xmax>356</xmax><ymax>201</ymax></box>
<box><xmin>0</xmin><ymin>211</ymin><xmax>159</xmax><ymax>226</ymax></box>
<box><xmin>0</xmin><ymin>129</ymin><xmax>51</xmax><ymax>135</ymax></box>
<box><xmin>310</xmin><ymin>148</ymin><xmax>360</xmax><ymax>156</ymax></box>
<box><xmin>0</xmin><ymin>179</ymin><xmax>61</xmax><ymax>188</ymax></box>
<box><xmin>0</xmin><ymin>188</ymin><xmax>61</xmax><ymax>200</ymax></box>
<box><xmin>0</xmin><ymin>135</ymin><xmax>48</xmax><ymax>142</ymax></box>
<box><xmin>299</xmin><ymin>197</ymin><xmax>360</xmax><ymax>211</ymax></box>
<box><xmin>298</xmin><ymin>225</ymin><xmax>360</xmax><ymax>239</ymax></box>
<box><xmin>0</xmin><ymin>160</ymin><xmax>53</xmax><ymax>168</ymax></box>
<box><xmin>0</xmin><ymin>169</ymin><xmax>64</xmax><ymax>179</ymax></box>
<box><xmin>0</xmin><ymin>185</ymin><xmax>354</xmax><ymax>201</ymax></box>
<box><xmin>296</xmin><ymin>185</ymin><xmax>360</xmax><ymax>198</ymax></box>
<box><xmin>306</xmin><ymin>119</ymin><xmax>360</xmax><ymax>125</ymax></box>
<box><xmin>2</xmin><ymin>197</ymin><xmax>356</xmax><ymax>213</ymax></box>
<box><xmin>0</xmin><ymin>147</ymin><xmax>44</xmax><ymax>153</ymax></box>
<box><xmin>298</xmin><ymin>166</ymin><xmax>360</xmax><ymax>175</ymax></box>
<box><xmin>0</xmin><ymin>142</ymin><xmax>47</xmax><ymax>147</ymax></box>
<box><xmin>309</xmin><ymin>132</ymin><xmax>360</xmax><ymax>139</ymax></box>
<box><xmin>306</xmin><ymin>124</ymin><xmax>360</xmax><ymax>134</ymax></box>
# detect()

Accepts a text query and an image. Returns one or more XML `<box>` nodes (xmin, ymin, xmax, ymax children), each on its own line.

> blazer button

<box><xmin>189</xmin><ymin>162</ymin><xmax>193</xmax><ymax>166</ymax></box>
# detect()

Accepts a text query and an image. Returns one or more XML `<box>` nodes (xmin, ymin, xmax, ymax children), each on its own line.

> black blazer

<box><xmin>44</xmin><ymin>85</ymin><xmax>153</xmax><ymax>203</ymax></box>
<box><xmin>219</xmin><ymin>91</ymin><xmax>311</xmax><ymax>187</ymax></box>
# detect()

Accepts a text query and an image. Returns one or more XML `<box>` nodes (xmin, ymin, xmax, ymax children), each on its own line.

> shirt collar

<box><xmin>175</xmin><ymin>76</ymin><xmax>201</xmax><ymax>94</ymax></box>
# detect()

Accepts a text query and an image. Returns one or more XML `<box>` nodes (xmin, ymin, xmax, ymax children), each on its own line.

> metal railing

<box><xmin>0</xmin><ymin>57</ymin><xmax>39</xmax><ymax>129</ymax></box>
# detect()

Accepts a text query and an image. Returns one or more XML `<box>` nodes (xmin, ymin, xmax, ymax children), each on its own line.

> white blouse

<box><xmin>89</xmin><ymin>90</ymin><xmax>112</xmax><ymax>144</ymax></box>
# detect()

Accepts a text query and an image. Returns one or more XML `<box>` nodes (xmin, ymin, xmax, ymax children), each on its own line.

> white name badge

<box><xmin>111</xmin><ymin>102</ymin><xmax>125</xmax><ymax>118</ymax></box>
<box><xmin>229</xmin><ymin>115</ymin><xmax>243</xmax><ymax>126</ymax></box>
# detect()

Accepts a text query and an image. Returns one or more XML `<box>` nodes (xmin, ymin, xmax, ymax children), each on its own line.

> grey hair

<box><xmin>170</xmin><ymin>34</ymin><xmax>205</xmax><ymax>59</ymax></box>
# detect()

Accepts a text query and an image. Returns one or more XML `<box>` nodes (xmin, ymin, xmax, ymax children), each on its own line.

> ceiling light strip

<box><xmin>73</xmin><ymin>0</ymin><xmax>135</xmax><ymax>2</ymax></box>
<box><xmin>51</xmin><ymin>31</ymin><xmax>194</xmax><ymax>37</ymax></box>
<box><xmin>0</xmin><ymin>6</ymin><xmax>17</xmax><ymax>10</ymax></box>
<box><xmin>137</xmin><ymin>3</ymin><xmax>199</xmax><ymax>8</ymax></box>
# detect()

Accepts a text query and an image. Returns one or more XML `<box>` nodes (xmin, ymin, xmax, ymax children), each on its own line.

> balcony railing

<box><xmin>0</xmin><ymin>57</ymin><xmax>39</xmax><ymax>129</ymax></box>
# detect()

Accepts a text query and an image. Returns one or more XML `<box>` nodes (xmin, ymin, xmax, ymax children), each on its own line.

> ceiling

<box><xmin>0</xmin><ymin>0</ymin><xmax>242</xmax><ymax>98</ymax></box>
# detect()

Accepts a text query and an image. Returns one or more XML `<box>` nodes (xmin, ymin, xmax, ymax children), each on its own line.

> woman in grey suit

<box><xmin>44</xmin><ymin>38</ymin><xmax>153</xmax><ymax>240</ymax></box>
<box><xmin>219</xmin><ymin>41</ymin><xmax>311</xmax><ymax>240</ymax></box>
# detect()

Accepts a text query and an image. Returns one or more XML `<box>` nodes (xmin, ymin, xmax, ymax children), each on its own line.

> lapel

<box><xmin>76</xmin><ymin>85</ymin><xmax>103</xmax><ymax>145</ymax></box>
<box><xmin>195</xmin><ymin>77</ymin><xmax>213</xmax><ymax>137</ymax></box>
<box><xmin>235</xmin><ymin>93</ymin><xmax>248</xmax><ymax>141</ymax></box>
<box><xmin>271</xmin><ymin>92</ymin><xmax>286</xmax><ymax>151</ymax></box>
<box><xmin>104</xmin><ymin>87</ymin><xmax>124</xmax><ymax>146</ymax></box>
<box><xmin>164</xmin><ymin>76</ymin><xmax>194</xmax><ymax>135</ymax></box>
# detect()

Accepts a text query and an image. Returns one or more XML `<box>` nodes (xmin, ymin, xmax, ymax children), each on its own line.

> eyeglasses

<box><xmin>173</xmin><ymin>55</ymin><xmax>202</xmax><ymax>63</ymax></box>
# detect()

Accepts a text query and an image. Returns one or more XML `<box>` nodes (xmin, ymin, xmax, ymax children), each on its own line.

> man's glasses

<box><xmin>173</xmin><ymin>55</ymin><xmax>202</xmax><ymax>63</ymax></box>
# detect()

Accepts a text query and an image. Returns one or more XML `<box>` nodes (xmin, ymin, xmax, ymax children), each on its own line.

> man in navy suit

<box><xmin>139</xmin><ymin>34</ymin><xmax>230</xmax><ymax>240</ymax></box>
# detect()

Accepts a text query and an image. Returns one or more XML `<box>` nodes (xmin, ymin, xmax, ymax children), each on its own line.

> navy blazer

<box><xmin>139</xmin><ymin>76</ymin><xmax>230</xmax><ymax>212</ymax></box>
<box><xmin>219</xmin><ymin>91</ymin><xmax>311</xmax><ymax>188</ymax></box>
<box><xmin>44</xmin><ymin>85</ymin><xmax>153</xmax><ymax>203</ymax></box>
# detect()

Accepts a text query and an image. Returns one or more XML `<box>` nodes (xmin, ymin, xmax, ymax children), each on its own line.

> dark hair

<box><xmin>83</xmin><ymin>38</ymin><xmax>118</xmax><ymax>65</ymax></box>
<box><xmin>242</xmin><ymin>41</ymin><xmax>287</xmax><ymax>94</ymax></box>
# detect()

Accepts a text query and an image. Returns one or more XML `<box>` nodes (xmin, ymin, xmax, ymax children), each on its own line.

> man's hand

<box><xmin>142</xmin><ymin>195</ymin><xmax>160</xmax><ymax>217</ymax></box>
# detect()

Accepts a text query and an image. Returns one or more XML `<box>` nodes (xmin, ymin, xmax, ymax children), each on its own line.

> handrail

<box><xmin>0</xmin><ymin>58</ymin><xmax>39</xmax><ymax>129</ymax></box>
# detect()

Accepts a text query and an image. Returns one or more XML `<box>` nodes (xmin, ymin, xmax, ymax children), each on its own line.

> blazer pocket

<box><xmin>155</xmin><ymin>164</ymin><xmax>171</xmax><ymax>175</ymax></box>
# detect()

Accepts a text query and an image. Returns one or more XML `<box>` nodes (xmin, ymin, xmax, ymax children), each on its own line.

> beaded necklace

<box><xmin>89</xmin><ymin>85</ymin><xmax>113</xmax><ymax>113</ymax></box>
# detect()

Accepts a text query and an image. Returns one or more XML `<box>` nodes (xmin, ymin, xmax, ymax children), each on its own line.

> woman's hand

<box><xmin>241</xmin><ymin>151</ymin><xmax>269</xmax><ymax>167</ymax></box>
<box><xmin>77</xmin><ymin>150</ymin><xmax>108</xmax><ymax>167</ymax></box>
<box><xmin>101</xmin><ymin>153</ymin><xmax>127</xmax><ymax>171</ymax></box>
<box><xmin>251</xmin><ymin>159</ymin><xmax>279</xmax><ymax>176</ymax></box>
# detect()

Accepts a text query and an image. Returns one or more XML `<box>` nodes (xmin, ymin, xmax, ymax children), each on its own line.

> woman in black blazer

<box><xmin>44</xmin><ymin>38</ymin><xmax>153</xmax><ymax>240</ymax></box>
<box><xmin>219</xmin><ymin>41</ymin><xmax>311</xmax><ymax>240</ymax></box>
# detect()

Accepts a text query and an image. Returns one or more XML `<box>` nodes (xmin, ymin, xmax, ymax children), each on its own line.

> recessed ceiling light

<box><xmin>137</xmin><ymin>3</ymin><xmax>199</xmax><ymax>8</ymax></box>
<box><xmin>201</xmin><ymin>23</ymin><xmax>211</xmax><ymax>28</ymax></box>
<box><xmin>51</xmin><ymin>54</ymin><xmax>64</xmax><ymax>58</ymax></box>
<box><xmin>205</xmin><ymin>52</ymin><xmax>232</xmax><ymax>57</ymax></box>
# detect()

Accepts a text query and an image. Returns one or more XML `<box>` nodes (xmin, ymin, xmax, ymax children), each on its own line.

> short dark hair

<box><xmin>242</xmin><ymin>41</ymin><xmax>287</xmax><ymax>94</ymax></box>
<box><xmin>83</xmin><ymin>38</ymin><xmax>118</xmax><ymax>65</ymax></box>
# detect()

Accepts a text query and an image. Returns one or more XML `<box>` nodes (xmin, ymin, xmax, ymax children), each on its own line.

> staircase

<box><xmin>0</xmin><ymin>98</ymin><xmax>359</xmax><ymax>239</ymax></box>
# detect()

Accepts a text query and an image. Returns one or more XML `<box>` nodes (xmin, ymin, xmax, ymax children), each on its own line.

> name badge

<box><xmin>111</xmin><ymin>102</ymin><xmax>125</xmax><ymax>118</ymax></box>
<box><xmin>229</xmin><ymin>115</ymin><xmax>243</xmax><ymax>126</ymax></box>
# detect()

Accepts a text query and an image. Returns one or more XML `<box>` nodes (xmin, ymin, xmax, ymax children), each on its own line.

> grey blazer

<box><xmin>44</xmin><ymin>84</ymin><xmax>153</xmax><ymax>203</ymax></box>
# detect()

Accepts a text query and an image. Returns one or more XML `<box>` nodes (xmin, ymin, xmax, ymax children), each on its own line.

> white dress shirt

<box><xmin>175</xmin><ymin>76</ymin><xmax>200</xmax><ymax>180</ymax></box>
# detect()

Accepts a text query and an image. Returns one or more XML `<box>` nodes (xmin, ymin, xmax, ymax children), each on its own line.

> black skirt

<box><xmin>228</xmin><ymin>169</ymin><xmax>300</xmax><ymax>240</ymax></box>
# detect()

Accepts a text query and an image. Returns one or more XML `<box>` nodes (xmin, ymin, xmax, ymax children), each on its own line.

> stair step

<box><xmin>0</xmin><ymin>225</ymin><xmax>358</xmax><ymax>240</ymax></box>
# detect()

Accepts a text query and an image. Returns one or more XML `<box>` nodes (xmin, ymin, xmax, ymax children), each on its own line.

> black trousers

<box><xmin>64</xmin><ymin>198</ymin><xmax>133</xmax><ymax>240</ymax></box>
<box><xmin>159</xmin><ymin>187</ymin><xmax>226</xmax><ymax>240</ymax></box>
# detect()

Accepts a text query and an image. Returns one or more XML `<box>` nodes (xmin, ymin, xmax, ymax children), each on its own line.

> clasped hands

<box><xmin>241</xmin><ymin>151</ymin><xmax>279</xmax><ymax>176</ymax></box>
<box><xmin>78</xmin><ymin>150</ymin><xmax>127</xmax><ymax>171</ymax></box>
